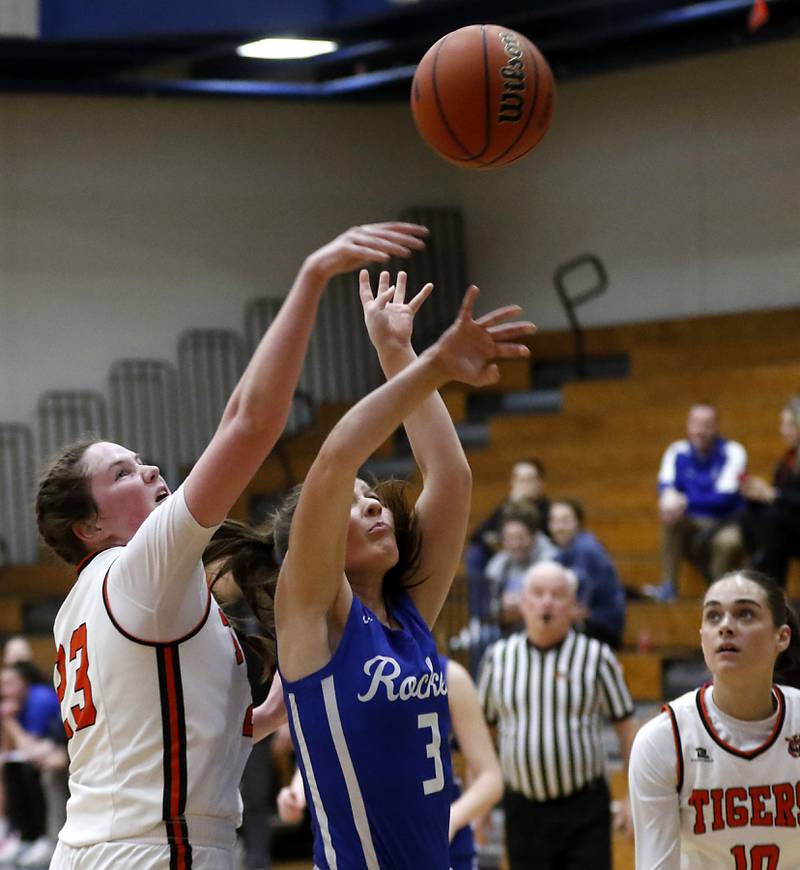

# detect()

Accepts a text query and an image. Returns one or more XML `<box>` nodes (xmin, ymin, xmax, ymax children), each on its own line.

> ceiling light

<box><xmin>236</xmin><ymin>38</ymin><xmax>339</xmax><ymax>60</ymax></box>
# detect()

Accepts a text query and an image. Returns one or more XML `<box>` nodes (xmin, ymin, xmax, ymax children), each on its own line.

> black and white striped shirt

<box><xmin>478</xmin><ymin>629</ymin><xmax>634</xmax><ymax>802</ymax></box>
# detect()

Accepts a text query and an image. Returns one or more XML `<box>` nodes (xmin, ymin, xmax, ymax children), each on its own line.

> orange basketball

<box><xmin>410</xmin><ymin>24</ymin><xmax>555</xmax><ymax>169</ymax></box>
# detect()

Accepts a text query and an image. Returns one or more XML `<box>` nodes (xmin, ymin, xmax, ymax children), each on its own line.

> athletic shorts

<box><xmin>50</xmin><ymin>839</ymin><xmax>235</xmax><ymax>870</ymax></box>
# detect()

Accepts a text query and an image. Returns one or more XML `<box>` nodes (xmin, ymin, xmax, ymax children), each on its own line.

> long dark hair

<box><xmin>203</xmin><ymin>477</ymin><xmax>422</xmax><ymax>676</ymax></box>
<box><xmin>711</xmin><ymin>569</ymin><xmax>800</xmax><ymax>689</ymax></box>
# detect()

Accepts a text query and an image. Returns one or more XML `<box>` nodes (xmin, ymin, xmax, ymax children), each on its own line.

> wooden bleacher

<box><xmin>1</xmin><ymin>306</ymin><xmax>796</xmax><ymax>870</ymax></box>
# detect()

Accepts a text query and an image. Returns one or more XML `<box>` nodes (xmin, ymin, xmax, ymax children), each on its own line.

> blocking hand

<box><xmin>306</xmin><ymin>223</ymin><xmax>428</xmax><ymax>283</ymax></box>
<box><xmin>359</xmin><ymin>269</ymin><xmax>433</xmax><ymax>353</ymax></box>
<box><xmin>431</xmin><ymin>286</ymin><xmax>536</xmax><ymax>388</ymax></box>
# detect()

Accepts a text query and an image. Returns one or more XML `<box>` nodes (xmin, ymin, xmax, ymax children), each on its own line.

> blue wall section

<box><xmin>39</xmin><ymin>0</ymin><xmax>410</xmax><ymax>40</ymax></box>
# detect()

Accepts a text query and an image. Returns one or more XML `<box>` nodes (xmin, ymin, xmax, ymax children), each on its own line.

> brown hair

<box><xmin>35</xmin><ymin>437</ymin><xmax>99</xmax><ymax>565</ymax></box>
<box><xmin>711</xmin><ymin>569</ymin><xmax>800</xmax><ymax>689</ymax></box>
<box><xmin>550</xmin><ymin>498</ymin><xmax>585</xmax><ymax>527</ymax></box>
<box><xmin>203</xmin><ymin>477</ymin><xmax>422</xmax><ymax>676</ymax></box>
<box><xmin>500</xmin><ymin>502</ymin><xmax>541</xmax><ymax>534</ymax></box>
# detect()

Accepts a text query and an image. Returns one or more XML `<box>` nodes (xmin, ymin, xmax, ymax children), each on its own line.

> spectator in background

<box><xmin>2</xmin><ymin>636</ymin><xmax>35</xmax><ymax>667</ymax></box>
<box><xmin>468</xmin><ymin>458</ymin><xmax>550</xmax><ymax>572</ymax></box>
<box><xmin>0</xmin><ymin>661</ymin><xmax>64</xmax><ymax>867</ymax></box>
<box><xmin>741</xmin><ymin>395</ymin><xmax>800</xmax><ymax>588</ymax></box>
<box><xmin>646</xmin><ymin>403</ymin><xmax>747</xmax><ymax>602</ymax></box>
<box><xmin>466</xmin><ymin>459</ymin><xmax>549</xmax><ymax>615</ymax></box>
<box><xmin>549</xmin><ymin>499</ymin><xmax>626</xmax><ymax>648</ymax></box>
<box><xmin>484</xmin><ymin>506</ymin><xmax>558</xmax><ymax>633</ymax></box>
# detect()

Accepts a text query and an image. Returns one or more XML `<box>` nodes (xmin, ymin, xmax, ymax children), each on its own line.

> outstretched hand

<box><xmin>359</xmin><ymin>269</ymin><xmax>433</xmax><ymax>353</ymax></box>
<box><xmin>305</xmin><ymin>223</ymin><xmax>428</xmax><ymax>284</ymax></box>
<box><xmin>431</xmin><ymin>286</ymin><xmax>536</xmax><ymax>387</ymax></box>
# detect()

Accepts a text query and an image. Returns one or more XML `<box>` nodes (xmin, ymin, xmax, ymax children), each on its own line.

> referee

<box><xmin>478</xmin><ymin>561</ymin><xmax>639</xmax><ymax>870</ymax></box>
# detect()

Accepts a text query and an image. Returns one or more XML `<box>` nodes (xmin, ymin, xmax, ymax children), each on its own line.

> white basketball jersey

<box><xmin>53</xmin><ymin>489</ymin><xmax>252</xmax><ymax>864</ymax></box>
<box><xmin>666</xmin><ymin>684</ymin><xmax>800</xmax><ymax>869</ymax></box>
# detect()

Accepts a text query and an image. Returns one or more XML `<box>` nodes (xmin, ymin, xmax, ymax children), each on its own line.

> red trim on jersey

<box><xmin>663</xmin><ymin>702</ymin><xmax>684</xmax><ymax>792</ymax></box>
<box><xmin>695</xmin><ymin>684</ymin><xmax>786</xmax><ymax>760</ymax></box>
<box><xmin>157</xmin><ymin>645</ymin><xmax>192</xmax><ymax>870</ymax></box>
<box><xmin>75</xmin><ymin>551</ymin><xmax>106</xmax><ymax>575</ymax></box>
<box><xmin>102</xmin><ymin>571</ymin><xmax>212</xmax><ymax>647</ymax></box>
<box><xmin>243</xmin><ymin>704</ymin><xmax>254</xmax><ymax>738</ymax></box>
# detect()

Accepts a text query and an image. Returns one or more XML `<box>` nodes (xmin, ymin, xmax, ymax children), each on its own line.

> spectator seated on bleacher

<box><xmin>0</xmin><ymin>661</ymin><xmax>65</xmax><ymax>868</ymax></box>
<box><xmin>646</xmin><ymin>402</ymin><xmax>747</xmax><ymax>602</ymax></box>
<box><xmin>2</xmin><ymin>637</ymin><xmax>35</xmax><ymax>668</ymax></box>
<box><xmin>483</xmin><ymin>506</ymin><xmax>558</xmax><ymax>633</ymax></box>
<box><xmin>741</xmin><ymin>395</ymin><xmax>800</xmax><ymax>590</ymax></box>
<box><xmin>465</xmin><ymin>457</ymin><xmax>550</xmax><ymax>619</ymax></box>
<box><xmin>548</xmin><ymin>499</ymin><xmax>626</xmax><ymax>649</ymax></box>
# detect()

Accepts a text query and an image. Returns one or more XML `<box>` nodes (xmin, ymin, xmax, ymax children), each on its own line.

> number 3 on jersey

<box><xmin>731</xmin><ymin>844</ymin><xmax>780</xmax><ymax>870</ymax></box>
<box><xmin>418</xmin><ymin>712</ymin><xmax>444</xmax><ymax>795</ymax></box>
<box><xmin>55</xmin><ymin>623</ymin><xmax>97</xmax><ymax>739</ymax></box>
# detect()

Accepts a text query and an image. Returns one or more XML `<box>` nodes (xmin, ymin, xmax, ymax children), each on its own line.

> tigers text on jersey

<box><xmin>667</xmin><ymin>684</ymin><xmax>800</xmax><ymax>869</ymax></box>
<box><xmin>282</xmin><ymin>592</ymin><xmax>453</xmax><ymax>870</ymax></box>
<box><xmin>52</xmin><ymin>487</ymin><xmax>252</xmax><ymax>863</ymax></box>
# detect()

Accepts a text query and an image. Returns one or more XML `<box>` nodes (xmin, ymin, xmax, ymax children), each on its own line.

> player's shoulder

<box><xmin>777</xmin><ymin>683</ymin><xmax>800</xmax><ymax>705</ymax></box>
<box><xmin>65</xmin><ymin>548</ymin><xmax>122</xmax><ymax>597</ymax></box>
<box><xmin>664</xmin><ymin>438</ymin><xmax>690</xmax><ymax>456</ymax></box>
<box><xmin>665</xmin><ymin>687</ymin><xmax>700</xmax><ymax>712</ymax></box>
<box><xmin>484</xmin><ymin>631</ymin><xmax>524</xmax><ymax>661</ymax></box>
<box><xmin>632</xmin><ymin>708</ymin><xmax>673</xmax><ymax>752</ymax></box>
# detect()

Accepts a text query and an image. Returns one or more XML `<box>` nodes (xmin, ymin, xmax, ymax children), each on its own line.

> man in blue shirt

<box><xmin>647</xmin><ymin>403</ymin><xmax>746</xmax><ymax>601</ymax></box>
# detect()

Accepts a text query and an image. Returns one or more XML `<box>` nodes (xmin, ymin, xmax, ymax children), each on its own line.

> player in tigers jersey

<box><xmin>35</xmin><ymin>222</ymin><xmax>429</xmax><ymax>870</ymax></box>
<box><xmin>629</xmin><ymin>570</ymin><xmax>800</xmax><ymax>869</ymax></box>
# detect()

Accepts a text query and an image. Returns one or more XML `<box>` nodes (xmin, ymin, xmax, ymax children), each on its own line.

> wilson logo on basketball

<box><xmin>787</xmin><ymin>734</ymin><xmax>800</xmax><ymax>758</ymax></box>
<box><xmin>498</xmin><ymin>31</ymin><xmax>526</xmax><ymax>123</ymax></box>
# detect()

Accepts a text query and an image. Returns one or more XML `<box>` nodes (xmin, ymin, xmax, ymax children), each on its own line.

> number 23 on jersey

<box><xmin>55</xmin><ymin>623</ymin><xmax>97</xmax><ymax>739</ymax></box>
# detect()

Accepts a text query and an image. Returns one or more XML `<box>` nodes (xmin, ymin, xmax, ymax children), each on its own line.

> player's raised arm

<box><xmin>184</xmin><ymin>222</ymin><xmax>428</xmax><ymax>529</ymax></box>
<box><xmin>360</xmin><ymin>269</ymin><xmax>537</xmax><ymax>625</ymax></box>
<box><xmin>360</xmin><ymin>269</ymin><xmax>460</xmax><ymax>625</ymax></box>
<box><xmin>276</xmin><ymin>285</ymin><xmax>534</xmax><ymax>680</ymax></box>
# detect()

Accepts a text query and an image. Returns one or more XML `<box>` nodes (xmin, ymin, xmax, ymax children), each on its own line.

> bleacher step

<box><xmin>498</xmin><ymin>389</ymin><xmax>562</xmax><ymax>415</ymax></box>
<box><xmin>532</xmin><ymin>354</ymin><xmax>630</xmax><ymax>388</ymax></box>
<box><xmin>359</xmin><ymin>456</ymin><xmax>416</xmax><ymax>480</ymax></box>
<box><xmin>454</xmin><ymin>422</ymin><xmax>490</xmax><ymax>449</ymax></box>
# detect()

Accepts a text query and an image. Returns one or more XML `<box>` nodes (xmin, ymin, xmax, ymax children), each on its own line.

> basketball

<box><xmin>410</xmin><ymin>24</ymin><xmax>555</xmax><ymax>170</ymax></box>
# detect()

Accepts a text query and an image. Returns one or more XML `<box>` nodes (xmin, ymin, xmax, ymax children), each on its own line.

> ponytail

<box><xmin>775</xmin><ymin>598</ymin><xmax>800</xmax><ymax>690</ymax></box>
<box><xmin>203</xmin><ymin>518</ymin><xmax>281</xmax><ymax>679</ymax></box>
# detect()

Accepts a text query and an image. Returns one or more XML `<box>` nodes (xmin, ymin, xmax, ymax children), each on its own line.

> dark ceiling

<box><xmin>1</xmin><ymin>0</ymin><xmax>798</xmax><ymax>100</ymax></box>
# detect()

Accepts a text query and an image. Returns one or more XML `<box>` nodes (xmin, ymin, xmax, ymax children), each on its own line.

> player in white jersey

<box><xmin>34</xmin><ymin>222</ymin><xmax>429</xmax><ymax>870</ymax></box>
<box><xmin>629</xmin><ymin>569</ymin><xmax>800</xmax><ymax>869</ymax></box>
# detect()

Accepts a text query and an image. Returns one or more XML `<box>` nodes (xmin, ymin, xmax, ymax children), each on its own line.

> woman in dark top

<box><xmin>741</xmin><ymin>396</ymin><xmax>800</xmax><ymax>587</ymax></box>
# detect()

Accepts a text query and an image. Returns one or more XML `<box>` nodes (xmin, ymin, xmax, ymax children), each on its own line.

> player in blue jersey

<box><xmin>274</xmin><ymin>271</ymin><xmax>530</xmax><ymax>870</ymax></box>
<box><xmin>207</xmin><ymin>270</ymin><xmax>531</xmax><ymax>869</ymax></box>
<box><xmin>276</xmin><ymin>655</ymin><xmax>503</xmax><ymax>870</ymax></box>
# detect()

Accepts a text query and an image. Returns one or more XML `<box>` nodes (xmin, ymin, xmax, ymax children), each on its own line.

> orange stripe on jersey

<box><xmin>157</xmin><ymin>645</ymin><xmax>192</xmax><ymax>870</ymax></box>
<box><xmin>243</xmin><ymin>704</ymin><xmax>254</xmax><ymax>738</ymax></box>
<box><xmin>218</xmin><ymin>609</ymin><xmax>244</xmax><ymax>665</ymax></box>
<box><xmin>696</xmin><ymin>684</ymin><xmax>786</xmax><ymax>759</ymax></box>
<box><xmin>663</xmin><ymin>702</ymin><xmax>684</xmax><ymax>792</ymax></box>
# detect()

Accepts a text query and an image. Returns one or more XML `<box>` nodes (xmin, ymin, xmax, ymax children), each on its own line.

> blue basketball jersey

<box><xmin>447</xmin><ymin>779</ymin><xmax>477</xmax><ymax>870</ymax></box>
<box><xmin>439</xmin><ymin>657</ymin><xmax>478</xmax><ymax>870</ymax></box>
<box><xmin>281</xmin><ymin>591</ymin><xmax>453</xmax><ymax>870</ymax></box>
